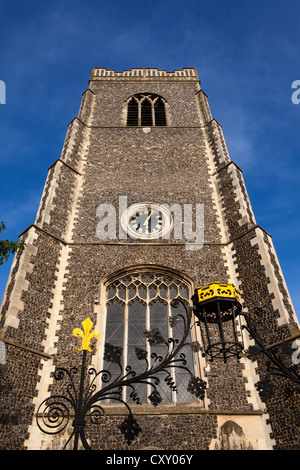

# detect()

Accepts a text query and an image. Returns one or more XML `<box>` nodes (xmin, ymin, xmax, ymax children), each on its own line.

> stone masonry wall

<box><xmin>213</xmin><ymin>137</ymin><xmax>299</xmax><ymax>448</ymax></box>
<box><xmin>40</xmin><ymin>73</ymin><xmax>261</xmax><ymax>449</ymax></box>
<box><xmin>1</xmin><ymin>69</ymin><xmax>297</xmax><ymax>450</ymax></box>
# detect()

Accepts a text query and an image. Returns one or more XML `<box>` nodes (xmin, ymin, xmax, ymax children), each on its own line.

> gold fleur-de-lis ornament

<box><xmin>72</xmin><ymin>317</ymin><xmax>100</xmax><ymax>352</ymax></box>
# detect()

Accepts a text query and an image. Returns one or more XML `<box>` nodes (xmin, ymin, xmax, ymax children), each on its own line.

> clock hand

<box><xmin>143</xmin><ymin>210</ymin><xmax>153</xmax><ymax>228</ymax></box>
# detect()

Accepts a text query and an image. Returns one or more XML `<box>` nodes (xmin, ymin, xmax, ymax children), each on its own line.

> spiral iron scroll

<box><xmin>36</xmin><ymin>299</ymin><xmax>207</xmax><ymax>449</ymax></box>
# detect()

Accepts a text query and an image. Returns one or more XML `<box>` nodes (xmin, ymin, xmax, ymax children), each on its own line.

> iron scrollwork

<box><xmin>36</xmin><ymin>299</ymin><xmax>206</xmax><ymax>450</ymax></box>
<box><xmin>241</xmin><ymin>308</ymin><xmax>300</xmax><ymax>400</ymax></box>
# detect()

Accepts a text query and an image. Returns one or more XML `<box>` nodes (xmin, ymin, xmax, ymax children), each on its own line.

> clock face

<box><xmin>129</xmin><ymin>206</ymin><xmax>163</xmax><ymax>236</ymax></box>
<box><xmin>121</xmin><ymin>203</ymin><xmax>172</xmax><ymax>240</ymax></box>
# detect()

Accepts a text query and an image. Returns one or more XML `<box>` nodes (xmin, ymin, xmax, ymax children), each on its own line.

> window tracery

<box><xmin>126</xmin><ymin>94</ymin><xmax>167</xmax><ymax>127</ymax></box>
<box><xmin>101</xmin><ymin>268</ymin><xmax>199</xmax><ymax>405</ymax></box>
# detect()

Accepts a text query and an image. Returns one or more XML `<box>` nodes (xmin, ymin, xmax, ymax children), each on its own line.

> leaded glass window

<box><xmin>101</xmin><ymin>269</ymin><xmax>198</xmax><ymax>405</ymax></box>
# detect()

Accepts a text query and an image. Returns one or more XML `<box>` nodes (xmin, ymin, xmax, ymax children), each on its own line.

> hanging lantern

<box><xmin>192</xmin><ymin>282</ymin><xmax>244</xmax><ymax>363</ymax></box>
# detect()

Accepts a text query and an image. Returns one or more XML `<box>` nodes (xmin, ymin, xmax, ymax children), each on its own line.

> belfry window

<box><xmin>141</xmin><ymin>97</ymin><xmax>152</xmax><ymax>126</ymax></box>
<box><xmin>126</xmin><ymin>94</ymin><xmax>167</xmax><ymax>127</ymax></box>
<box><xmin>127</xmin><ymin>98</ymin><xmax>139</xmax><ymax>126</ymax></box>
<box><xmin>101</xmin><ymin>269</ymin><xmax>199</xmax><ymax>405</ymax></box>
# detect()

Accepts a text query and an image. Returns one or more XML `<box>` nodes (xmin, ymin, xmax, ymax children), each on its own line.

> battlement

<box><xmin>90</xmin><ymin>67</ymin><xmax>199</xmax><ymax>81</ymax></box>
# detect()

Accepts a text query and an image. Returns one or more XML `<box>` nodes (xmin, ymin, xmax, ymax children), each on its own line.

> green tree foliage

<box><xmin>0</xmin><ymin>221</ymin><xmax>25</xmax><ymax>265</ymax></box>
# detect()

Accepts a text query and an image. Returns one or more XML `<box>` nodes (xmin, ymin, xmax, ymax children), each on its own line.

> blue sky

<box><xmin>0</xmin><ymin>0</ymin><xmax>299</xmax><ymax>320</ymax></box>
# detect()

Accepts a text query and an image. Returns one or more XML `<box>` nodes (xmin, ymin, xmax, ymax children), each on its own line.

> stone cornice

<box><xmin>18</xmin><ymin>223</ymin><xmax>272</xmax><ymax>246</ymax></box>
<box><xmin>0</xmin><ymin>335</ymin><xmax>52</xmax><ymax>360</ymax></box>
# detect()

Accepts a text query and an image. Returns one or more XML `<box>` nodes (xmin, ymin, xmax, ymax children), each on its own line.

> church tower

<box><xmin>0</xmin><ymin>67</ymin><xmax>299</xmax><ymax>450</ymax></box>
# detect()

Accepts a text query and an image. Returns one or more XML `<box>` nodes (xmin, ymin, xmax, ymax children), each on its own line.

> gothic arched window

<box><xmin>99</xmin><ymin>268</ymin><xmax>201</xmax><ymax>405</ymax></box>
<box><xmin>126</xmin><ymin>94</ymin><xmax>167</xmax><ymax>127</ymax></box>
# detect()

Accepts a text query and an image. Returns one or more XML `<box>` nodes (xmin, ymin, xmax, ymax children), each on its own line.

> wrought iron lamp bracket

<box><xmin>239</xmin><ymin>309</ymin><xmax>300</xmax><ymax>398</ymax></box>
<box><xmin>192</xmin><ymin>282</ymin><xmax>300</xmax><ymax>400</ymax></box>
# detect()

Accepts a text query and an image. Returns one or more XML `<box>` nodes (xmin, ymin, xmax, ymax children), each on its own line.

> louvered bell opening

<box><xmin>127</xmin><ymin>98</ymin><xmax>138</xmax><ymax>126</ymax></box>
<box><xmin>154</xmin><ymin>98</ymin><xmax>167</xmax><ymax>126</ymax></box>
<box><xmin>141</xmin><ymin>99</ymin><xmax>153</xmax><ymax>126</ymax></box>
